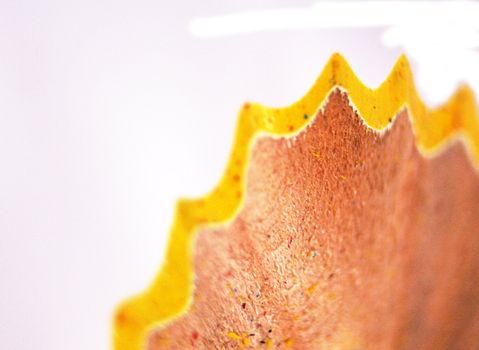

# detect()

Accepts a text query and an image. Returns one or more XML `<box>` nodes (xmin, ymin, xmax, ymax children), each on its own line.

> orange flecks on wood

<box><xmin>150</xmin><ymin>333</ymin><xmax>170</xmax><ymax>348</ymax></box>
<box><xmin>327</xmin><ymin>292</ymin><xmax>337</xmax><ymax>301</ymax></box>
<box><xmin>242</xmin><ymin>336</ymin><xmax>250</xmax><ymax>347</ymax></box>
<box><xmin>307</xmin><ymin>282</ymin><xmax>318</xmax><ymax>295</ymax></box>
<box><xmin>310</xmin><ymin>149</ymin><xmax>321</xmax><ymax>159</ymax></box>
<box><xmin>227</xmin><ymin>331</ymin><xmax>242</xmax><ymax>341</ymax></box>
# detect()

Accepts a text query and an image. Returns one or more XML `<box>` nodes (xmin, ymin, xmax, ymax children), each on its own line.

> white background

<box><xmin>0</xmin><ymin>1</ymin><xmax>477</xmax><ymax>349</ymax></box>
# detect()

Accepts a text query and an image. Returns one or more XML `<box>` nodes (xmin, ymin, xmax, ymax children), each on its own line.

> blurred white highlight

<box><xmin>190</xmin><ymin>1</ymin><xmax>479</xmax><ymax>105</ymax></box>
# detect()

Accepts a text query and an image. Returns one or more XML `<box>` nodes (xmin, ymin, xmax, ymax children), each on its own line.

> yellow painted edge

<box><xmin>112</xmin><ymin>53</ymin><xmax>479</xmax><ymax>350</ymax></box>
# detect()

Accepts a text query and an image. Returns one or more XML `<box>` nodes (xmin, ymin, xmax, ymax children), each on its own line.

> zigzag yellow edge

<box><xmin>112</xmin><ymin>52</ymin><xmax>479</xmax><ymax>350</ymax></box>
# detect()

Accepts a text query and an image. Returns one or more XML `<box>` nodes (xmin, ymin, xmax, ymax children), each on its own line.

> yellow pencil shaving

<box><xmin>113</xmin><ymin>53</ymin><xmax>479</xmax><ymax>350</ymax></box>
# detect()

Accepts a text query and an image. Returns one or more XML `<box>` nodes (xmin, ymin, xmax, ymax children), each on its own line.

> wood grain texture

<box><xmin>148</xmin><ymin>91</ymin><xmax>479</xmax><ymax>349</ymax></box>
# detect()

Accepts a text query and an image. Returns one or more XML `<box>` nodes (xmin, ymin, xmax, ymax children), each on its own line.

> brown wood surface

<box><xmin>148</xmin><ymin>91</ymin><xmax>479</xmax><ymax>350</ymax></box>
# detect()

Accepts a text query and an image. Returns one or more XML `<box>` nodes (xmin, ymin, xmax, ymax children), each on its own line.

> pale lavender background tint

<box><xmin>0</xmin><ymin>1</ymin><xmax>461</xmax><ymax>349</ymax></box>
